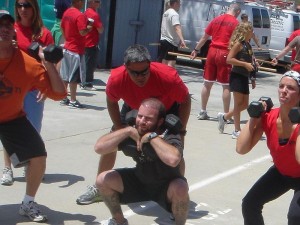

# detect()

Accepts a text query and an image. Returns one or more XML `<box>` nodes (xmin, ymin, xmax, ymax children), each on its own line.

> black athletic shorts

<box><xmin>157</xmin><ymin>39</ymin><xmax>178</xmax><ymax>62</ymax></box>
<box><xmin>0</xmin><ymin>116</ymin><xmax>47</xmax><ymax>168</ymax></box>
<box><xmin>229</xmin><ymin>71</ymin><xmax>250</xmax><ymax>94</ymax></box>
<box><xmin>116</xmin><ymin>168</ymin><xmax>187</xmax><ymax>212</ymax></box>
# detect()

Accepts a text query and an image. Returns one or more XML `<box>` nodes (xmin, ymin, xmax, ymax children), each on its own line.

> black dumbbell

<box><xmin>247</xmin><ymin>97</ymin><xmax>274</xmax><ymax>118</ymax></box>
<box><xmin>28</xmin><ymin>42</ymin><xmax>63</xmax><ymax>63</ymax></box>
<box><xmin>125</xmin><ymin>109</ymin><xmax>138</xmax><ymax>126</ymax></box>
<box><xmin>288</xmin><ymin>107</ymin><xmax>300</xmax><ymax>123</ymax></box>
<box><xmin>161</xmin><ymin>114</ymin><xmax>182</xmax><ymax>137</ymax></box>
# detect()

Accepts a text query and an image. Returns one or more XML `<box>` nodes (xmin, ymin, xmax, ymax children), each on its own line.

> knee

<box><xmin>242</xmin><ymin>195</ymin><xmax>263</xmax><ymax>214</ymax></box>
<box><xmin>169</xmin><ymin>179</ymin><xmax>189</xmax><ymax>200</ymax></box>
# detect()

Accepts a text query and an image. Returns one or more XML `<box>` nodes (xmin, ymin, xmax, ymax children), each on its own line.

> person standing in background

<box><xmin>158</xmin><ymin>0</ymin><xmax>186</xmax><ymax>68</ymax></box>
<box><xmin>190</xmin><ymin>3</ymin><xmax>241</xmax><ymax>120</ymax></box>
<box><xmin>1</xmin><ymin>0</ymin><xmax>54</xmax><ymax>186</ymax></box>
<box><xmin>60</xmin><ymin>0</ymin><xmax>92</xmax><ymax>108</ymax></box>
<box><xmin>51</xmin><ymin>0</ymin><xmax>71</xmax><ymax>46</ymax></box>
<box><xmin>82</xmin><ymin>0</ymin><xmax>104</xmax><ymax>91</ymax></box>
<box><xmin>240</xmin><ymin>13</ymin><xmax>261</xmax><ymax>50</ymax></box>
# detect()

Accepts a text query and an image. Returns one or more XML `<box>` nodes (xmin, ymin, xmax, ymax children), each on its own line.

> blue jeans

<box><xmin>24</xmin><ymin>90</ymin><xmax>44</xmax><ymax>133</ymax></box>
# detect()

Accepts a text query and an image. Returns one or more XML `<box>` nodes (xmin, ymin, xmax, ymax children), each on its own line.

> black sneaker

<box><xmin>68</xmin><ymin>100</ymin><xmax>84</xmax><ymax>109</ymax></box>
<box><xmin>60</xmin><ymin>98</ymin><xmax>70</xmax><ymax>106</ymax></box>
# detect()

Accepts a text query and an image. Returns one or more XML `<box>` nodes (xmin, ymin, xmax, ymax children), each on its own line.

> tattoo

<box><xmin>172</xmin><ymin>200</ymin><xmax>189</xmax><ymax>225</ymax></box>
<box><xmin>103</xmin><ymin>192</ymin><xmax>123</xmax><ymax>217</ymax></box>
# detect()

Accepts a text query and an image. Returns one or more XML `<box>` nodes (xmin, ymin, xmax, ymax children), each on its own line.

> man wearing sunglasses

<box><xmin>76</xmin><ymin>44</ymin><xmax>191</xmax><ymax>206</ymax></box>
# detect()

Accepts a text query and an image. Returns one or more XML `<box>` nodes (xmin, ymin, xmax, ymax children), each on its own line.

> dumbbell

<box><xmin>125</xmin><ymin>109</ymin><xmax>138</xmax><ymax>126</ymax></box>
<box><xmin>288</xmin><ymin>107</ymin><xmax>300</xmax><ymax>123</ymax></box>
<box><xmin>247</xmin><ymin>97</ymin><xmax>274</xmax><ymax>118</ymax></box>
<box><xmin>28</xmin><ymin>42</ymin><xmax>63</xmax><ymax>63</ymax></box>
<box><xmin>161</xmin><ymin>114</ymin><xmax>182</xmax><ymax>137</ymax></box>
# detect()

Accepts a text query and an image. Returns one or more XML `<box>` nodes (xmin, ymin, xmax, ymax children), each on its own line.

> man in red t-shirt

<box><xmin>190</xmin><ymin>3</ymin><xmax>241</xmax><ymax>120</ymax></box>
<box><xmin>83</xmin><ymin>0</ymin><xmax>104</xmax><ymax>91</ymax></box>
<box><xmin>287</xmin><ymin>29</ymin><xmax>300</xmax><ymax>62</ymax></box>
<box><xmin>76</xmin><ymin>44</ymin><xmax>191</xmax><ymax>205</ymax></box>
<box><xmin>60</xmin><ymin>0</ymin><xmax>92</xmax><ymax>108</ymax></box>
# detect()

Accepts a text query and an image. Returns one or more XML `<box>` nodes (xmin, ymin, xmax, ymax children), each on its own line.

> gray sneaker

<box><xmin>232</xmin><ymin>130</ymin><xmax>240</xmax><ymax>139</ymax></box>
<box><xmin>19</xmin><ymin>201</ymin><xmax>47</xmax><ymax>222</ymax></box>
<box><xmin>1</xmin><ymin>167</ymin><xmax>13</xmax><ymax>186</ymax></box>
<box><xmin>197</xmin><ymin>111</ymin><xmax>209</xmax><ymax>120</ymax></box>
<box><xmin>76</xmin><ymin>185</ymin><xmax>103</xmax><ymax>205</ymax></box>
<box><xmin>108</xmin><ymin>218</ymin><xmax>128</xmax><ymax>225</ymax></box>
<box><xmin>217</xmin><ymin>112</ymin><xmax>226</xmax><ymax>133</ymax></box>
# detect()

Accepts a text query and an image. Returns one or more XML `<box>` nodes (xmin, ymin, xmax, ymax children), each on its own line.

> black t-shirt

<box><xmin>118</xmin><ymin>134</ymin><xmax>183</xmax><ymax>185</ymax></box>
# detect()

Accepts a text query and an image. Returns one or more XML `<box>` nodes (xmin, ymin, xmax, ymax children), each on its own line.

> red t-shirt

<box><xmin>61</xmin><ymin>7</ymin><xmax>87</xmax><ymax>54</ymax></box>
<box><xmin>84</xmin><ymin>8</ymin><xmax>103</xmax><ymax>47</ymax></box>
<box><xmin>14</xmin><ymin>23</ymin><xmax>54</xmax><ymax>53</ymax></box>
<box><xmin>0</xmin><ymin>49</ymin><xmax>66</xmax><ymax>123</ymax></box>
<box><xmin>205</xmin><ymin>14</ymin><xmax>239</xmax><ymax>50</ymax></box>
<box><xmin>262</xmin><ymin>108</ymin><xmax>300</xmax><ymax>178</ymax></box>
<box><xmin>106</xmin><ymin>62</ymin><xmax>189</xmax><ymax>110</ymax></box>
<box><xmin>287</xmin><ymin>29</ymin><xmax>300</xmax><ymax>61</ymax></box>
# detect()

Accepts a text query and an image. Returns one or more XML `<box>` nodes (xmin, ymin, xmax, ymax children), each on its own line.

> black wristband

<box><xmin>194</xmin><ymin>48</ymin><xmax>199</xmax><ymax>52</ymax></box>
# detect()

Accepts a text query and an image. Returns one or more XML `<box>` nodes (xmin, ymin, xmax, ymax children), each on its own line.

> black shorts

<box><xmin>0</xmin><ymin>116</ymin><xmax>47</xmax><ymax>168</ymax></box>
<box><xmin>116</xmin><ymin>168</ymin><xmax>187</xmax><ymax>212</ymax></box>
<box><xmin>229</xmin><ymin>72</ymin><xmax>250</xmax><ymax>94</ymax></box>
<box><xmin>157</xmin><ymin>40</ymin><xmax>178</xmax><ymax>62</ymax></box>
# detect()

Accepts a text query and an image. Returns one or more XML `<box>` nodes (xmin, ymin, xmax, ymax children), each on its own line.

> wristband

<box><xmin>194</xmin><ymin>48</ymin><xmax>200</xmax><ymax>52</ymax></box>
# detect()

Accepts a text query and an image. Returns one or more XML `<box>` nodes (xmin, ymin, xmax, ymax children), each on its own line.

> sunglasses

<box><xmin>16</xmin><ymin>2</ymin><xmax>32</xmax><ymax>9</ymax></box>
<box><xmin>282</xmin><ymin>71</ymin><xmax>300</xmax><ymax>86</ymax></box>
<box><xmin>127</xmin><ymin>67</ymin><xmax>149</xmax><ymax>77</ymax></box>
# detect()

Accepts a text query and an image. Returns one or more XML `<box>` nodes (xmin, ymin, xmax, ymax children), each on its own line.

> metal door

<box><xmin>111</xmin><ymin>0</ymin><xmax>164</xmax><ymax>67</ymax></box>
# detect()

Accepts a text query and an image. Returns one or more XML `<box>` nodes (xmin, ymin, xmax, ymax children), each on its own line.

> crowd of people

<box><xmin>1</xmin><ymin>0</ymin><xmax>300</xmax><ymax>224</ymax></box>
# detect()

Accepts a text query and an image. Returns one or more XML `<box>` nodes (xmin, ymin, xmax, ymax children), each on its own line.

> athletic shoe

<box><xmin>108</xmin><ymin>218</ymin><xmax>128</xmax><ymax>225</ymax></box>
<box><xmin>1</xmin><ymin>167</ymin><xmax>13</xmax><ymax>186</ymax></box>
<box><xmin>68</xmin><ymin>100</ymin><xmax>84</xmax><ymax>109</ymax></box>
<box><xmin>76</xmin><ymin>185</ymin><xmax>103</xmax><ymax>205</ymax></box>
<box><xmin>80</xmin><ymin>83</ymin><xmax>97</xmax><ymax>91</ymax></box>
<box><xmin>197</xmin><ymin>111</ymin><xmax>209</xmax><ymax>120</ymax></box>
<box><xmin>217</xmin><ymin>112</ymin><xmax>226</xmax><ymax>133</ymax></box>
<box><xmin>232</xmin><ymin>130</ymin><xmax>240</xmax><ymax>139</ymax></box>
<box><xmin>19</xmin><ymin>201</ymin><xmax>47</xmax><ymax>222</ymax></box>
<box><xmin>227</xmin><ymin>118</ymin><xmax>234</xmax><ymax>124</ymax></box>
<box><xmin>60</xmin><ymin>97</ymin><xmax>70</xmax><ymax>106</ymax></box>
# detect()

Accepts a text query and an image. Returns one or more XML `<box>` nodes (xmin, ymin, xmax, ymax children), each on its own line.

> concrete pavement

<box><xmin>0</xmin><ymin>65</ymin><xmax>292</xmax><ymax>225</ymax></box>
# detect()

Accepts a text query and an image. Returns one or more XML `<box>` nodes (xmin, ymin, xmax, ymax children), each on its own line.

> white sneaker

<box><xmin>108</xmin><ymin>218</ymin><xmax>128</xmax><ymax>225</ymax></box>
<box><xmin>197</xmin><ymin>111</ymin><xmax>209</xmax><ymax>120</ymax></box>
<box><xmin>232</xmin><ymin>130</ymin><xmax>240</xmax><ymax>139</ymax></box>
<box><xmin>1</xmin><ymin>167</ymin><xmax>13</xmax><ymax>186</ymax></box>
<box><xmin>217</xmin><ymin>112</ymin><xmax>226</xmax><ymax>133</ymax></box>
<box><xmin>19</xmin><ymin>201</ymin><xmax>47</xmax><ymax>222</ymax></box>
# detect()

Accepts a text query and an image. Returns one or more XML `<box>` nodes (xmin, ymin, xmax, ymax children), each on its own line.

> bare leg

<box><xmin>3</xmin><ymin>149</ymin><xmax>12</xmax><ymax>168</ymax></box>
<box><xmin>167</xmin><ymin>178</ymin><xmax>189</xmax><ymax>225</ymax></box>
<box><xmin>69</xmin><ymin>82</ymin><xmax>77</xmax><ymax>102</ymax></box>
<box><xmin>25</xmin><ymin>156</ymin><xmax>46</xmax><ymax>197</ymax></box>
<box><xmin>97</xmin><ymin>151</ymin><xmax>117</xmax><ymax>175</ymax></box>
<box><xmin>201</xmin><ymin>81</ymin><xmax>213</xmax><ymax>111</ymax></box>
<box><xmin>97</xmin><ymin>170</ymin><xmax>126</xmax><ymax>224</ymax></box>
<box><xmin>222</xmin><ymin>84</ymin><xmax>231</xmax><ymax>113</ymax></box>
<box><xmin>232</xmin><ymin>92</ymin><xmax>249</xmax><ymax>131</ymax></box>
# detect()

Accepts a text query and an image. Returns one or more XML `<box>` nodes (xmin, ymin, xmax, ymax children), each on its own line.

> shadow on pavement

<box><xmin>0</xmin><ymin>204</ymin><xmax>99</xmax><ymax>225</ymax></box>
<box><xmin>14</xmin><ymin>173</ymin><xmax>85</xmax><ymax>188</ymax></box>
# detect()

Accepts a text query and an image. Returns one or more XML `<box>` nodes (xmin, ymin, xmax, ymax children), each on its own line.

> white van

<box><xmin>178</xmin><ymin>0</ymin><xmax>271</xmax><ymax>60</ymax></box>
<box><xmin>269</xmin><ymin>8</ymin><xmax>300</xmax><ymax>64</ymax></box>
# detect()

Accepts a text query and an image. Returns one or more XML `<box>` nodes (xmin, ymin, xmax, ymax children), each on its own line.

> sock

<box><xmin>23</xmin><ymin>195</ymin><xmax>34</xmax><ymax>204</ymax></box>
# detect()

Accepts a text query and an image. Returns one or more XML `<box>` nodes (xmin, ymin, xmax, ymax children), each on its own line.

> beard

<box><xmin>136</xmin><ymin>123</ymin><xmax>159</xmax><ymax>136</ymax></box>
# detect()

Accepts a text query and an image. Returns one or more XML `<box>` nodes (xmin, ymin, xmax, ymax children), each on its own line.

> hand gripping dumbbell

<box><xmin>247</xmin><ymin>97</ymin><xmax>274</xmax><ymax>118</ymax></box>
<box><xmin>288</xmin><ymin>107</ymin><xmax>300</xmax><ymax>123</ymax></box>
<box><xmin>28</xmin><ymin>42</ymin><xmax>63</xmax><ymax>63</ymax></box>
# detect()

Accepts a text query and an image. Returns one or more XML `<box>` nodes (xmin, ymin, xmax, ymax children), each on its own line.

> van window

<box><xmin>252</xmin><ymin>8</ymin><xmax>261</xmax><ymax>28</ymax></box>
<box><xmin>293</xmin><ymin>15</ymin><xmax>300</xmax><ymax>31</ymax></box>
<box><xmin>261</xmin><ymin>9</ymin><xmax>270</xmax><ymax>28</ymax></box>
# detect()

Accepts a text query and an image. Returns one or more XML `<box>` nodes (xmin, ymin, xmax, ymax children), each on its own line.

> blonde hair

<box><xmin>229</xmin><ymin>21</ymin><xmax>253</xmax><ymax>49</ymax></box>
<box><xmin>15</xmin><ymin>0</ymin><xmax>44</xmax><ymax>41</ymax></box>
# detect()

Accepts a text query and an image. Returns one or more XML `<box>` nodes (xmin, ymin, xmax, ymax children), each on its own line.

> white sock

<box><xmin>23</xmin><ymin>195</ymin><xmax>34</xmax><ymax>204</ymax></box>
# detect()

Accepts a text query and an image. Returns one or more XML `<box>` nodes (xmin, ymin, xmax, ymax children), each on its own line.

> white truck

<box><xmin>268</xmin><ymin>1</ymin><xmax>300</xmax><ymax>67</ymax></box>
<box><xmin>178</xmin><ymin>0</ymin><xmax>271</xmax><ymax>61</ymax></box>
